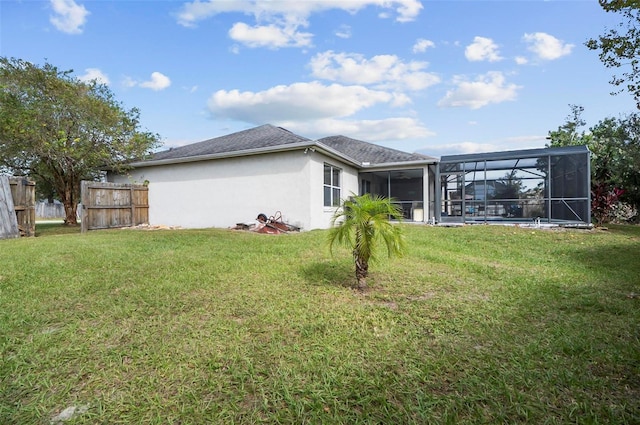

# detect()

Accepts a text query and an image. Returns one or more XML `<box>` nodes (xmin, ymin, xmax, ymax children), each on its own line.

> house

<box><xmin>108</xmin><ymin>124</ymin><xmax>438</xmax><ymax>230</ymax></box>
<box><xmin>108</xmin><ymin>125</ymin><xmax>591</xmax><ymax>229</ymax></box>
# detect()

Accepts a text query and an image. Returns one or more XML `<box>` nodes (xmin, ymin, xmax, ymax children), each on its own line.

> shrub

<box><xmin>591</xmin><ymin>183</ymin><xmax>624</xmax><ymax>225</ymax></box>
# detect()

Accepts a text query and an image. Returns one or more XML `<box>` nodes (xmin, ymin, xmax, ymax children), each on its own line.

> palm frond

<box><xmin>328</xmin><ymin>193</ymin><xmax>406</xmax><ymax>262</ymax></box>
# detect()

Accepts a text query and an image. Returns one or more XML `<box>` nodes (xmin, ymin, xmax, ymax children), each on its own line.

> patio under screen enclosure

<box><xmin>359</xmin><ymin>168</ymin><xmax>434</xmax><ymax>222</ymax></box>
<box><xmin>435</xmin><ymin>145</ymin><xmax>591</xmax><ymax>225</ymax></box>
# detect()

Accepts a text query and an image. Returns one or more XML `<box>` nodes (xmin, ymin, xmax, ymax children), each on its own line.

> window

<box><xmin>324</xmin><ymin>164</ymin><xmax>341</xmax><ymax>207</ymax></box>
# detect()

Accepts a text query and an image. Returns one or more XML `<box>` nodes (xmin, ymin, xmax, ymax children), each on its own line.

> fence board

<box><xmin>81</xmin><ymin>181</ymin><xmax>149</xmax><ymax>232</ymax></box>
<box><xmin>9</xmin><ymin>177</ymin><xmax>36</xmax><ymax>237</ymax></box>
<box><xmin>0</xmin><ymin>176</ymin><xmax>20</xmax><ymax>240</ymax></box>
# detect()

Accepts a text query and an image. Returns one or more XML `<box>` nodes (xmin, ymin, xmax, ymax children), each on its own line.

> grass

<box><xmin>1</xmin><ymin>223</ymin><xmax>639</xmax><ymax>424</ymax></box>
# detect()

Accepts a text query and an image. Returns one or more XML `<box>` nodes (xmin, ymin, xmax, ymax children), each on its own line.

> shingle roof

<box><xmin>317</xmin><ymin>135</ymin><xmax>436</xmax><ymax>165</ymax></box>
<box><xmin>142</xmin><ymin>124</ymin><xmax>436</xmax><ymax>167</ymax></box>
<box><xmin>150</xmin><ymin>124</ymin><xmax>311</xmax><ymax>161</ymax></box>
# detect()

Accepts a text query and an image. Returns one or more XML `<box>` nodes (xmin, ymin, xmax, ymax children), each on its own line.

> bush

<box><xmin>591</xmin><ymin>183</ymin><xmax>624</xmax><ymax>226</ymax></box>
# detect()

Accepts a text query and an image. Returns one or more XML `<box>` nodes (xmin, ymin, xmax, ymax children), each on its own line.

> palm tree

<box><xmin>328</xmin><ymin>194</ymin><xmax>406</xmax><ymax>290</ymax></box>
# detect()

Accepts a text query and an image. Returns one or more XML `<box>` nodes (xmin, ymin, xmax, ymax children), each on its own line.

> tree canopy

<box><xmin>586</xmin><ymin>1</ymin><xmax>640</xmax><ymax>108</ymax></box>
<box><xmin>0</xmin><ymin>57</ymin><xmax>160</xmax><ymax>224</ymax></box>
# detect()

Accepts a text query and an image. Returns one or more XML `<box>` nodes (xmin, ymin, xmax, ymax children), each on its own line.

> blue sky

<box><xmin>1</xmin><ymin>0</ymin><xmax>637</xmax><ymax>157</ymax></box>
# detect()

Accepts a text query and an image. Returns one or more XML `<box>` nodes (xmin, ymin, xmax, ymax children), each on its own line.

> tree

<box><xmin>328</xmin><ymin>194</ymin><xmax>406</xmax><ymax>290</ymax></box>
<box><xmin>0</xmin><ymin>57</ymin><xmax>160</xmax><ymax>225</ymax></box>
<box><xmin>590</xmin><ymin>114</ymin><xmax>640</xmax><ymax>216</ymax></box>
<box><xmin>586</xmin><ymin>1</ymin><xmax>640</xmax><ymax>108</ymax></box>
<box><xmin>546</xmin><ymin>104</ymin><xmax>593</xmax><ymax>147</ymax></box>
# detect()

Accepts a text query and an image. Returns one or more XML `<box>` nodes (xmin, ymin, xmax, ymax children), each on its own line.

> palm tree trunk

<box><xmin>354</xmin><ymin>250</ymin><xmax>369</xmax><ymax>290</ymax></box>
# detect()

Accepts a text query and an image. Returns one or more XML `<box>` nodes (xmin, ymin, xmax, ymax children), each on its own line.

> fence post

<box><xmin>130</xmin><ymin>186</ymin><xmax>135</xmax><ymax>227</ymax></box>
<box><xmin>81</xmin><ymin>181</ymin><xmax>89</xmax><ymax>233</ymax></box>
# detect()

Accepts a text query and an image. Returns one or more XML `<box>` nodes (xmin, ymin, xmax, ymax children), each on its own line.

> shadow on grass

<box><xmin>432</xmin><ymin>229</ymin><xmax>640</xmax><ymax>422</ymax></box>
<box><xmin>300</xmin><ymin>260</ymin><xmax>355</xmax><ymax>288</ymax></box>
<box><xmin>563</xmin><ymin>229</ymin><xmax>640</xmax><ymax>289</ymax></box>
<box><xmin>568</xmin><ymin>244</ymin><xmax>640</xmax><ymax>278</ymax></box>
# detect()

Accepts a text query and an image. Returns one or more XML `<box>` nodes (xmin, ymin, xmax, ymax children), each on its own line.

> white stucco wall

<box><xmin>110</xmin><ymin>149</ymin><xmax>359</xmax><ymax>230</ymax></box>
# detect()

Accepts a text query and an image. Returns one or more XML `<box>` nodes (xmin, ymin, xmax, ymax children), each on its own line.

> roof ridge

<box><xmin>139</xmin><ymin>124</ymin><xmax>435</xmax><ymax>166</ymax></box>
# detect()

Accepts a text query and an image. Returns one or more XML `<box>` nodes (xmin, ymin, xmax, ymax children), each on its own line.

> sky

<box><xmin>1</xmin><ymin>0</ymin><xmax>638</xmax><ymax>158</ymax></box>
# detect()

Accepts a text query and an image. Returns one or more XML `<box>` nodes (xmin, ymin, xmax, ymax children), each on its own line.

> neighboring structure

<box><xmin>437</xmin><ymin>145</ymin><xmax>591</xmax><ymax>225</ymax></box>
<box><xmin>108</xmin><ymin>125</ymin><xmax>438</xmax><ymax>230</ymax></box>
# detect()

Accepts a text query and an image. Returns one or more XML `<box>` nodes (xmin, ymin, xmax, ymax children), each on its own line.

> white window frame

<box><xmin>323</xmin><ymin>163</ymin><xmax>341</xmax><ymax>207</ymax></box>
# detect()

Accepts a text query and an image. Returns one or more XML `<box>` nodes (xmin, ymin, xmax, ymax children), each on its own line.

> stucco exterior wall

<box><xmin>109</xmin><ymin>149</ymin><xmax>359</xmax><ymax>230</ymax></box>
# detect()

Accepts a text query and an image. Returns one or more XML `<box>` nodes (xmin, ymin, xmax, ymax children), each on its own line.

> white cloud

<box><xmin>413</xmin><ymin>38</ymin><xmax>435</xmax><ymax>53</ymax></box>
<box><xmin>515</xmin><ymin>56</ymin><xmax>528</xmax><ymax>65</ymax></box>
<box><xmin>523</xmin><ymin>32</ymin><xmax>574</xmax><ymax>60</ymax></box>
<box><xmin>177</xmin><ymin>0</ymin><xmax>422</xmax><ymax>48</ymax></box>
<box><xmin>124</xmin><ymin>72</ymin><xmax>171</xmax><ymax>91</ymax></box>
<box><xmin>283</xmin><ymin>117</ymin><xmax>435</xmax><ymax>142</ymax></box>
<box><xmin>123</xmin><ymin>76</ymin><xmax>137</xmax><ymax>88</ymax></box>
<box><xmin>139</xmin><ymin>72</ymin><xmax>171</xmax><ymax>91</ymax></box>
<box><xmin>77</xmin><ymin>68</ymin><xmax>110</xmax><ymax>85</ymax></box>
<box><xmin>229</xmin><ymin>22</ymin><xmax>312</xmax><ymax>48</ymax></box>
<box><xmin>309</xmin><ymin>51</ymin><xmax>440</xmax><ymax>91</ymax></box>
<box><xmin>437</xmin><ymin>71</ymin><xmax>521</xmax><ymax>109</ymax></box>
<box><xmin>207</xmin><ymin>81</ymin><xmax>404</xmax><ymax>123</ymax></box>
<box><xmin>389</xmin><ymin>0</ymin><xmax>423</xmax><ymax>22</ymax></box>
<box><xmin>178</xmin><ymin>0</ymin><xmax>422</xmax><ymax>26</ymax></box>
<box><xmin>49</xmin><ymin>0</ymin><xmax>89</xmax><ymax>34</ymax></box>
<box><xmin>500</xmin><ymin>135</ymin><xmax>549</xmax><ymax>150</ymax></box>
<box><xmin>465</xmin><ymin>36</ymin><xmax>502</xmax><ymax>62</ymax></box>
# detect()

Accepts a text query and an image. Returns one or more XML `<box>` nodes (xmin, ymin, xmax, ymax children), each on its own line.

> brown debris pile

<box><xmin>232</xmin><ymin>211</ymin><xmax>300</xmax><ymax>234</ymax></box>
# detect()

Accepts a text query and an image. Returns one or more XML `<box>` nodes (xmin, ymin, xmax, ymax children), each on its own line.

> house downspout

<box><xmin>547</xmin><ymin>153</ymin><xmax>552</xmax><ymax>222</ymax></box>
<box><xmin>586</xmin><ymin>149</ymin><xmax>592</xmax><ymax>225</ymax></box>
<box><xmin>434</xmin><ymin>163</ymin><xmax>441</xmax><ymax>223</ymax></box>
<box><xmin>423</xmin><ymin>165</ymin><xmax>429</xmax><ymax>224</ymax></box>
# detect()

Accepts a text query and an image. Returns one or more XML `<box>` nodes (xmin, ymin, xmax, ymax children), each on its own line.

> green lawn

<box><xmin>1</xmin><ymin>223</ymin><xmax>639</xmax><ymax>424</ymax></box>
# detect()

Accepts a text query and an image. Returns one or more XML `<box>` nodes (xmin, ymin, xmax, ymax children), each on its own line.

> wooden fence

<box><xmin>36</xmin><ymin>201</ymin><xmax>66</xmax><ymax>219</ymax></box>
<box><xmin>11</xmin><ymin>178</ymin><xmax>36</xmax><ymax>237</ymax></box>
<box><xmin>81</xmin><ymin>181</ymin><xmax>149</xmax><ymax>232</ymax></box>
<box><xmin>0</xmin><ymin>176</ymin><xmax>36</xmax><ymax>239</ymax></box>
<box><xmin>0</xmin><ymin>176</ymin><xmax>20</xmax><ymax>239</ymax></box>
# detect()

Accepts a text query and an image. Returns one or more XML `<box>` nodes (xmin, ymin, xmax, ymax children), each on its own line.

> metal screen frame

<box><xmin>436</xmin><ymin>146</ymin><xmax>591</xmax><ymax>225</ymax></box>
